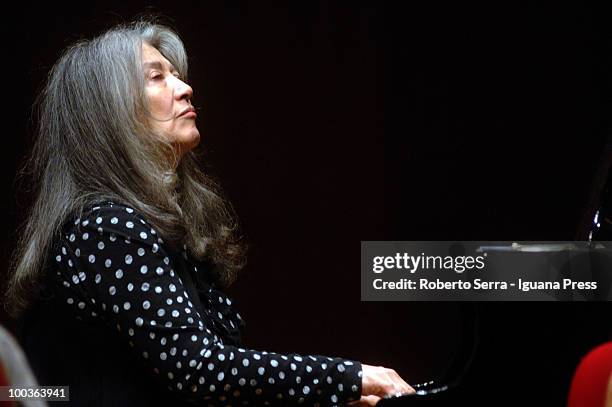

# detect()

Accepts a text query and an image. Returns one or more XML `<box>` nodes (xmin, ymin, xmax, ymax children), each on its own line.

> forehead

<box><xmin>142</xmin><ymin>43</ymin><xmax>175</xmax><ymax>70</ymax></box>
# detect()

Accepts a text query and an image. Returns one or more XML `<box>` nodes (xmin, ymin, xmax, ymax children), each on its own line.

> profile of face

<box><xmin>142</xmin><ymin>42</ymin><xmax>200</xmax><ymax>161</ymax></box>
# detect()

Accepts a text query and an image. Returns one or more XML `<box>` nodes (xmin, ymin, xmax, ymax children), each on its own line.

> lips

<box><xmin>178</xmin><ymin>106</ymin><xmax>196</xmax><ymax>117</ymax></box>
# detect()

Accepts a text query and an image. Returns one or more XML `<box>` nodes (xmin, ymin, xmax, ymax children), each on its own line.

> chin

<box><xmin>183</xmin><ymin>131</ymin><xmax>201</xmax><ymax>151</ymax></box>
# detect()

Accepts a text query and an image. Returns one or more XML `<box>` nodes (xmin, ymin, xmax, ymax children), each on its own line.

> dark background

<box><xmin>3</xmin><ymin>2</ymin><xmax>612</xmax><ymax>406</ymax></box>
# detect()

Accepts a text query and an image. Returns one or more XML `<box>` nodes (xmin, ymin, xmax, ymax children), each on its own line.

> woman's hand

<box><xmin>347</xmin><ymin>364</ymin><xmax>415</xmax><ymax>406</ymax></box>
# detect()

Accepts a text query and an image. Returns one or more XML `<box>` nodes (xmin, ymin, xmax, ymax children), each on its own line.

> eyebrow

<box><xmin>143</xmin><ymin>61</ymin><xmax>177</xmax><ymax>73</ymax></box>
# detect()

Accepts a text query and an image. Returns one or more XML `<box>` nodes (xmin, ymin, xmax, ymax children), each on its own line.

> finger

<box><xmin>388</xmin><ymin>369</ymin><xmax>414</xmax><ymax>394</ymax></box>
<box><xmin>361</xmin><ymin>395</ymin><xmax>383</xmax><ymax>406</ymax></box>
<box><xmin>346</xmin><ymin>395</ymin><xmax>381</xmax><ymax>407</ymax></box>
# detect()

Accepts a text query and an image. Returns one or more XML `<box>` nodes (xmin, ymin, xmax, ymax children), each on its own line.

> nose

<box><xmin>174</xmin><ymin>77</ymin><xmax>193</xmax><ymax>102</ymax></box>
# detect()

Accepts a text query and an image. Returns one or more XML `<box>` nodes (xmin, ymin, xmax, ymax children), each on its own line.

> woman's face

<box><xmin>142</xmin><ymin>43</ymin><xmax>200</xmax><ymax>160</ymax></box>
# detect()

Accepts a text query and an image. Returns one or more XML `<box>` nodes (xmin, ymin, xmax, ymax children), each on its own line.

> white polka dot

<box><xmin>171</xmin><ymin>310</ymin><xmax>179</xmax><ymax>318</ymax></box>
<box><xmin>155</xmin><ymin>286</ymin><xmax>162</xmax><ymax>294</ymax></box>
<box><xmin>123</xmin><ymin>302</ymin><xmax>131</xmax><ymax>310</ymax></box>
<box><xmin>96</xmin><ymin>217</ymin><xmax>103</xmax><ymax>224</ymax></box>
<box><xmin>160</xmin><ymin>352</ymin><xmax>167</xmax><ymax>360</ymax></box>
<box><xmin>110</xmin><ymin>217</ymin><xmax>118</xmax><ymax>224</ymax></box>
<box><xmin>140</xmin><ymin>265</ymin><xmax>148</xmax><ymax>274</ymax></box>
<box><xmin>271</xmin><ymin>359</ymin><xmax>279</xmax><ymax>368</ymax></box>
<box><xmin>337</xmin><ymin>364</ymin><xmax>345</xmax><ymax>372</ymax></box>
<box><xmin>157</xmin><ymin>309</ymin><xmax>165</xmax><ymax>317</ymax></box>
<box><xmin>88</xmin><ymin>254</ymin><xmax>96</xmax><ymax>263</ymax></box>
<box><xmin>303</xmin><ymin>386</ymin><xmax>310</xmax><ymax>395</ymax></box>
<box><xmin>56</xmin><ymin>255</ymin><xmax>61</xmax><ymax>262</ymax></box>
<box><xmin>126</xmin><ymin>221</ymin><xmax>134</xmax><ymax>229</ymax></box>
<box><xmin>137</xmin><ymin>248</ymin><xmax>145</xmax><ymax>256</ymax></box>
<box><xmin>125</xmin><ymin>255</ymin><xmax>132</xmax><ymax>264</ymax></box>
<box><xmin>143</xmin><ymin>300</ymin><xmax>150</xmax><ymax>309</ymax></box>
<box><xmin>140</xmin><ymin>232</ymin><xmax>147</xmax><ymax>239</ymax></box>
<box><xmin>306</xmin><ymin>365</ymin><xmax>312</xmax><ymax>373</ymax></box>
<box><xmin>82</xmin><ymin>233</ymin><xmax>89</xmax><ymax>240</ymax></box>
<box><xmin>331</xmin><ymin>394</ymin><xmax>338</xmax><ymax>403</ymax></box>
<box><xmin>258</xmin><ymin>367</ymin><xmax>265</xmax><ymax>375</ymax></box>
<box><xmin>67</xmin><ymin>298</ymin><xmax>74</xmax><ymax>305</ymax></box>
<box><xmin>109</xmin><ymin>286</ymin><xmax>116</xmax><ymax>295</ymax></box>
<box><xmin>156</xmin><ymin>267</ymin><xmax>164</xmax><ymax>275</ymax></box>
<box><xmin>104</xmin><ymin>259</ymin><xmax>112</xmax><ymax>268</ymax></box>
<box><xmin>152</xmin><ymin>243</ymin><xmax>159</xmax><ymax>253</ymax></box>
<box><xmin>135</xmin><ymin>317</ymin><xmax>143</xmax><ymax>326</ymax></box>
<box><xmin>217</xmin><ymin>372</ymin><xmax>224</xmax><ymax>381</ymax></box>
<box><xmin>242</xmin><ymin>359</ymin><xmax>250</xmax><ymax>367</ymax></box>
<box><xmin>141</xmin><ymin>282</ymin><xmax>150</xmax><ymax>292</ymax></box>
<box><xmin>126</xmin><ymin>207</ymin><xmax>134</xmax><ymax>213</ymax></box>
<box><xmin>279</xmin><ymin>371</ymin><xmax>285</xmax><ymax>379</ymax></box>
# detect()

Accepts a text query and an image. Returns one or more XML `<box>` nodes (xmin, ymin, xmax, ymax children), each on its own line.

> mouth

<box><xmin>178</xmin><ymin>107</ymin><xmax>197</xmax><ymax>118</ymax></box>
<box><xmin>179</xmin><ymin>111</ymin><xmax>197</xmax><ymax>118</ymax></box>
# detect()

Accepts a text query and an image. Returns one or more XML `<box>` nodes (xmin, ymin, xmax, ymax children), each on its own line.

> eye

<box><xmin>149</xmin><ymin>72</ymin><xmax>163</xmax><ymax>80</ymax></box>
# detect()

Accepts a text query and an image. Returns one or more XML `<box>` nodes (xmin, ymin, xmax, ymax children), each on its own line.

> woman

<box><xmin>4</xmin><ymin>18</ymin><xmax>413</xmax><ymax>406</ymax></box>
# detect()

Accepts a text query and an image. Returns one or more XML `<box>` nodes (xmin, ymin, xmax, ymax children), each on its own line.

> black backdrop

<box><xmin>2</xmin><ymin>2</ymin><xmax>612</xmax><ymax>406</ymax></box>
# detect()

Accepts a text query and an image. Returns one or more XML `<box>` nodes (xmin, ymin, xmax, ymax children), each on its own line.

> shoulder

<box><xmin>60</xmin><ymin>200</ymin><xmax>164</xmax><ymax>246</ymax></box>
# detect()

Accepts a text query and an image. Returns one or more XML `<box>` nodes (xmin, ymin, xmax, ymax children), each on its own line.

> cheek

<box><xmin>146</xmin><ymin>89</ymin><xmax>174</xmax><ymax>118</ymax></box>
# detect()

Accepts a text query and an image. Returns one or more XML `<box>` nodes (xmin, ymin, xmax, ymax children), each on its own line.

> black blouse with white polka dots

<box><xmin>30</xmin><ymin>200</ymin><xmax>362</xmax><ymax>406</ymax></box>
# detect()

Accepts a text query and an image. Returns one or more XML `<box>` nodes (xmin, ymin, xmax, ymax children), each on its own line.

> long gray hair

<box><xmin>5</xmin><ymin>17</ymin><xmax>247</xmax><ymax>317</ymax></box>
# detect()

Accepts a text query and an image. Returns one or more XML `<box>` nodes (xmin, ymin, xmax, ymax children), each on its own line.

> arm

<box><xmin>53</xmin><ymin>202</ymin><xmax>362</xmax><ymax>406</ymax></box>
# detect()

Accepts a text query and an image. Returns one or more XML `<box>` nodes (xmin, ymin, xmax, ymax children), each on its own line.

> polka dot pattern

<box><xmin>52</xmin><ymin>201</ymin><xmax>362</xmax><ymax>405</ymax></box>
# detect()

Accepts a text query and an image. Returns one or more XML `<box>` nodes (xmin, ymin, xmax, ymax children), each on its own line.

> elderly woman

<box><xmin>5</xmin><ymin>18</ymin><xmax>413</xmax><ymax>406</ymax></box>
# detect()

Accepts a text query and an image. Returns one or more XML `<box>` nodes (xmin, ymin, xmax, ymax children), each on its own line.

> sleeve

<box><xmin>52</xmin><ymin>203</ymin><xmax>363</xmax><ymax>406</ymax></box>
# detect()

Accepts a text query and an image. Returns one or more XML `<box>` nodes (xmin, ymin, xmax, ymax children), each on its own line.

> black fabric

<box><xmin>17</xmin><ymin>200</ymin><xmax>363</xmax><ymax>406</ymax></box>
